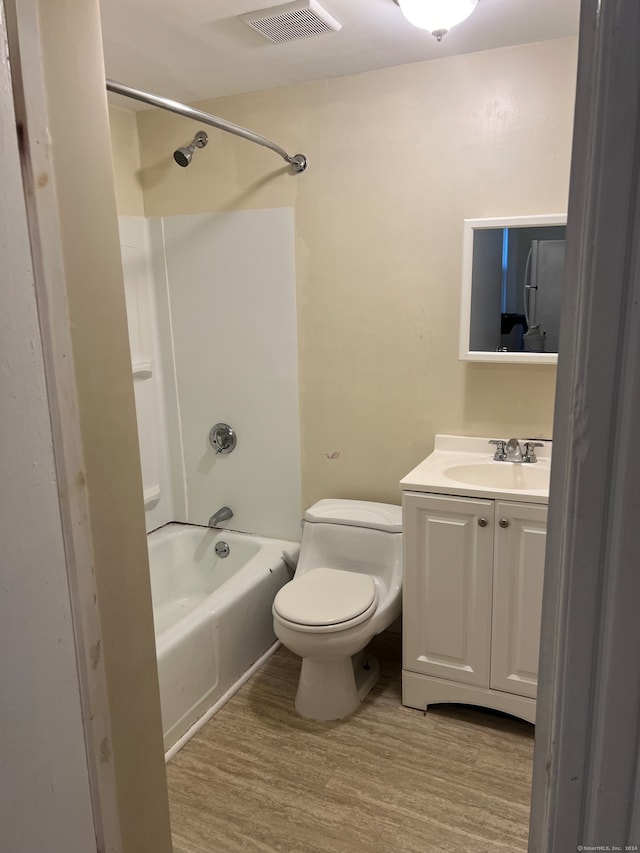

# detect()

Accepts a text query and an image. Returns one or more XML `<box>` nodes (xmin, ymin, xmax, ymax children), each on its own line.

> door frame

<box><xmin>3</xmin><ymin>1</ymin><xmax>122</xmax><ymax>848</ymax></box>
<box><xmin>3</xmin><ymin>1</ymin><xmax>172</xmax><ymax>850</ymax></box>
<box><xmin>530</xmin><ymin>0</ymin><xmax>640</xmax><ymax>848</ymax></box>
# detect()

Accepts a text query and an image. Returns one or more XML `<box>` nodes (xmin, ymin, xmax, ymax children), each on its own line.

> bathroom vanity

<box><xmin>400</xmin><ymin>435</ymin><xmax>551</xmax><ymax>724</ymax></box>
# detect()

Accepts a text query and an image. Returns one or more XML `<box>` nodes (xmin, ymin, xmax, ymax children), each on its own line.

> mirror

<box><xmin>459</xmin><ymin>214</ymin><xmax>567</xmax><ymax>364</ymax></box>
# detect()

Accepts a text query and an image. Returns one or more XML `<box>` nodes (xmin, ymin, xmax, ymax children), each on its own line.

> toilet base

<box><xmin>295</xmin><ymin>653</ymin><xmax>380</xmax><ymax>721</ymax></box>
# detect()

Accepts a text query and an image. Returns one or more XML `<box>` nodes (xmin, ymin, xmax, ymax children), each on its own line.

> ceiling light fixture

<box><xmin>396</xmin><ymin>0</ymin><xmax>478</xmax><ymax>41</ymax></box>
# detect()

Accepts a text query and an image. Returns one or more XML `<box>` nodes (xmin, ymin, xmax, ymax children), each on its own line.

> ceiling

<box><xmin>100</xmin><ymin>0</ymin><xmax>580</xmax><ymax>111</ymax></box>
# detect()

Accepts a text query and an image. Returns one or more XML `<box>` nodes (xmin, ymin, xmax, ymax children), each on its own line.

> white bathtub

<box><xmin>148</xmin><ymin>523</ymin><xmax>297</xmax><ymax>755</ymax></box>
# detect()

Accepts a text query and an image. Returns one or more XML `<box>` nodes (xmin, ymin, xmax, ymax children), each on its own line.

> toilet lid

<box><xmin>273</xmin><ymin>568</ymin><xmax>377</xmax><ymax>627</ymax></box>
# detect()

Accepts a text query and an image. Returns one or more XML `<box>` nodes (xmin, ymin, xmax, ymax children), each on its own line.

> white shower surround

<box><xmin>119</xmin><ymin>216</ymin><xmax>175</xmax><ymax>532</ymax></box>
<box><xmin>157</xmin><ymin>208</ymin><xmax>301</xmax><ymax>540</ymax></box>
<box><xmin>120</xmin><ymin>208</ymin><xmax>302</xmax><ymax>541</ymax></box>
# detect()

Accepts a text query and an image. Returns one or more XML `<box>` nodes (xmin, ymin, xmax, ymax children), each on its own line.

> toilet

<box><xmin>272</xmin><ymin>499</ymin><xmax>402</xmax><ymax>721</ymax></box>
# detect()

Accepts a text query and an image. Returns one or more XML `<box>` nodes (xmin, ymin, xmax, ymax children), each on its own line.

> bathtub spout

<box><xmin>208</xmin><ymin>506</ymin><xmax>233</xmax><ymax>528</ymax></box>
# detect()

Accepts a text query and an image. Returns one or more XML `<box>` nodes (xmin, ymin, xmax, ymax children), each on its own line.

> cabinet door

<box><xmin>403</xmin><ymin>492</ymin><xmax>494</xmax><ymax>687</ymax></box>
<box><xmin>491</xmin><ymin>501</ymin><xmax>547</xmax><ymax>698</ymax></box>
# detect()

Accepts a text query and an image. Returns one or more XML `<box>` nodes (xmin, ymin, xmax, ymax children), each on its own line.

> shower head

<box><xmin>173</xmin><ymin>130</ymin><xmax>208</xmax><ymax>167</ymax></box>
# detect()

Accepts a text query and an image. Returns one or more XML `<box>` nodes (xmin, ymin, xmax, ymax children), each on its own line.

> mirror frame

<box><xmin>459</xmin><ymin>213</ymin><xmax>567</xmax><ymax>364</ymax></box>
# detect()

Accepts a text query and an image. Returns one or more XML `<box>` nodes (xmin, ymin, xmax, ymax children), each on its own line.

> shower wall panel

<box><xmin>119</xmin><ymin>216</ymin><xmax>177</xmax><ymax>532</ymax></box>
<box><xmin>155</xmin><ymin>208</ymin><xmax>301</xmax><ymax>541</ymax></box>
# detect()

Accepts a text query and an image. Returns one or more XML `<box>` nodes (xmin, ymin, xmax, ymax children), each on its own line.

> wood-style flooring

<box><xmin>166</xmin><ymin>632</ymin><xmax>534</xmax><ymax>853</ymax></box>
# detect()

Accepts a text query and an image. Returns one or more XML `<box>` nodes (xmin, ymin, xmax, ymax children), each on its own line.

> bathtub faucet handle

<box><xmin>209</xmin><ymin>423</ymin><xmax>237</xmax><ymax>455</ymax></box>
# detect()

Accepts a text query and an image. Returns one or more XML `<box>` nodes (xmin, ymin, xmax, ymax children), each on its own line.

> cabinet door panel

<box><xmin>403</xmin><ymin>493</ymin><xmax>493</xmax><ymax>687</ymax></box>
<box><xmin>491</xmin><ymin>501</ymin><xmax>547</xmax><ymax>698</ymax></box>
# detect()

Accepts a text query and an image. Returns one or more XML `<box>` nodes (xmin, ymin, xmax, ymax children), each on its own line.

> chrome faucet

<box><xmin>208</xmin><ymin>506</ymin><xmax>233</xmax><ymax>527</ymax></box>
<box><xmin>489</xmin><ymin>439</ymin><xmax>544</xmax><ymax>463</ymax></box>
<box><xmin>506</xmin><ymin>438</ymin><xmax>523</xmax><ymax>462</ymax></box>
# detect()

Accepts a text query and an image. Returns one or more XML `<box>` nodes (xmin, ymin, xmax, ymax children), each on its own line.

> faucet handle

<box><xmin>489</xmin><ymin>439</ymin><xmax>507</xmax><ymax>461</ymax></box>
<box><xmin>523</xmin><ymin>441</ymin><xmax>544</xmax><ymax>463</ymax></box>
<box><xmin>209</xmin><ymin>422</ymin><xmax>237</xmax><ymax>455</ymax></box>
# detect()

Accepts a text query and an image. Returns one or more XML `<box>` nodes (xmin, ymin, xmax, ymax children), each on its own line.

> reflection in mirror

<box><xmin>460</xmin><ymin>214</ymin><xmax>567</xmax><ymax>364</ymax></box>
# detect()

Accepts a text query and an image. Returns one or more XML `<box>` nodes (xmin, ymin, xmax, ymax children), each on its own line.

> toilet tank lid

<box><xmin>304</xmin><ymin>499</ymin><xmax>402</xmax><ymax>533</ymax></box>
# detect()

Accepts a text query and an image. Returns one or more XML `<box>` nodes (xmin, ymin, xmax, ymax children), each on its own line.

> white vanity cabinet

<box><xmin>402</xmin><ymin>490</ymin><xmax>547</xmax><ymax>724</ymax></box>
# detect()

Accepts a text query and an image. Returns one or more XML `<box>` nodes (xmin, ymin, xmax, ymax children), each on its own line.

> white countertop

<box><xmin>400</xmin><ymin>434</ymin><xmax>552</xmax><ymax>504</ymax></box>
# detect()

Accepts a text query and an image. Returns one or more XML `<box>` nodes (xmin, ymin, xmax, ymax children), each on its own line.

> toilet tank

<box><xmin>297</xmin><ymin>500</ymin><xmax>402</xmax><ymax>589</ymax></box>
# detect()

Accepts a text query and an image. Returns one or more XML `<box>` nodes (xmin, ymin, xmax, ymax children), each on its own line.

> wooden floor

<box><xmin>166</xmin><ymin>632</ymin><xmax>534</xmax><ymax>853</ymax></box>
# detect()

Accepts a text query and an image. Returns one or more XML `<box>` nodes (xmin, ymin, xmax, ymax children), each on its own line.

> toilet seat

<box><xmin>273</xmin><ymin>568</ymin><xmax>377</xmax><ymax>633</ymax></box>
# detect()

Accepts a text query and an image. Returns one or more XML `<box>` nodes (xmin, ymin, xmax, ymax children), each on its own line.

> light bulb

<box><xmin>398</xmin><ymin>0</ymin><xmax>478</xmax><ymax>40</ymax></box>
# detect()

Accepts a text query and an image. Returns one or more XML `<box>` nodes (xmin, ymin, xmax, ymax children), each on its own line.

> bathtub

<box><xmin>148</xmin><ymin>522</ymin><xmax>297</xmax><ymax>756</ymax></box>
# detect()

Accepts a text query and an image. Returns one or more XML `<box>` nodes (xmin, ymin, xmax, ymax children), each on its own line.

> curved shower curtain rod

<box><xmin>106</xmin><ymin>79</ymin><xmax>308</xmax><ymax>174</ymax></box>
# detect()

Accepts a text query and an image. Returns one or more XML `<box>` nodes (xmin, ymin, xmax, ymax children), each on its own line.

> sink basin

<box><xmin>444</xmin><ymin>463</ymin><xmax>550</xmax><ymax>491</ymax></box>
<box><xmin>400</xmin><ymin>435</ymin><xmax>552</xmax><ymax>502</ymax></box>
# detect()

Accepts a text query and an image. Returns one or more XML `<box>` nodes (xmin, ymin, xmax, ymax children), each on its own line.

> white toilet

<box><xmin>272</xmin><ymin>499</ymin><xmax>402</xmax><ymax>721</ymax></box>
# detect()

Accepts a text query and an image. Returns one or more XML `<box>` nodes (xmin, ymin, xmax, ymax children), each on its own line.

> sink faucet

<box><xmin>208</xmin><ymin>506</ymin><xmax>233</xmax><ymax>527</ymax></box>
<box><xmin>489</xmin><ymin>438</ymin><xmax>544</xmax><ymax>463</ymax></box>
<box><xmin>506</xmin><ymin>438</ymin><xmax>523</xmax><ymax>462</ymax></box>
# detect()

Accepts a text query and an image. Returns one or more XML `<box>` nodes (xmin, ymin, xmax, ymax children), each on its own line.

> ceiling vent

<box><xmin>242</xmin><ymin>0</ymin><xmax>342</xmax><ymax>44</ymax></box>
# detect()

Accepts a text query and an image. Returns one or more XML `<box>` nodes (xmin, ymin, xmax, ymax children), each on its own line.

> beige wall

<box><xmin>108</xmin><ymin>104</ymin><xmax>145</xmax><ymax>215</ymax></box>
<box><xmin>37</xmin><ymin>3</ymin><xmax>172</xmax><ymax>851</ymax></box>
<box><xmin>132</xmin><ymin>37</ymin><xmax>577</xmax><ymax>508</ymax></box>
